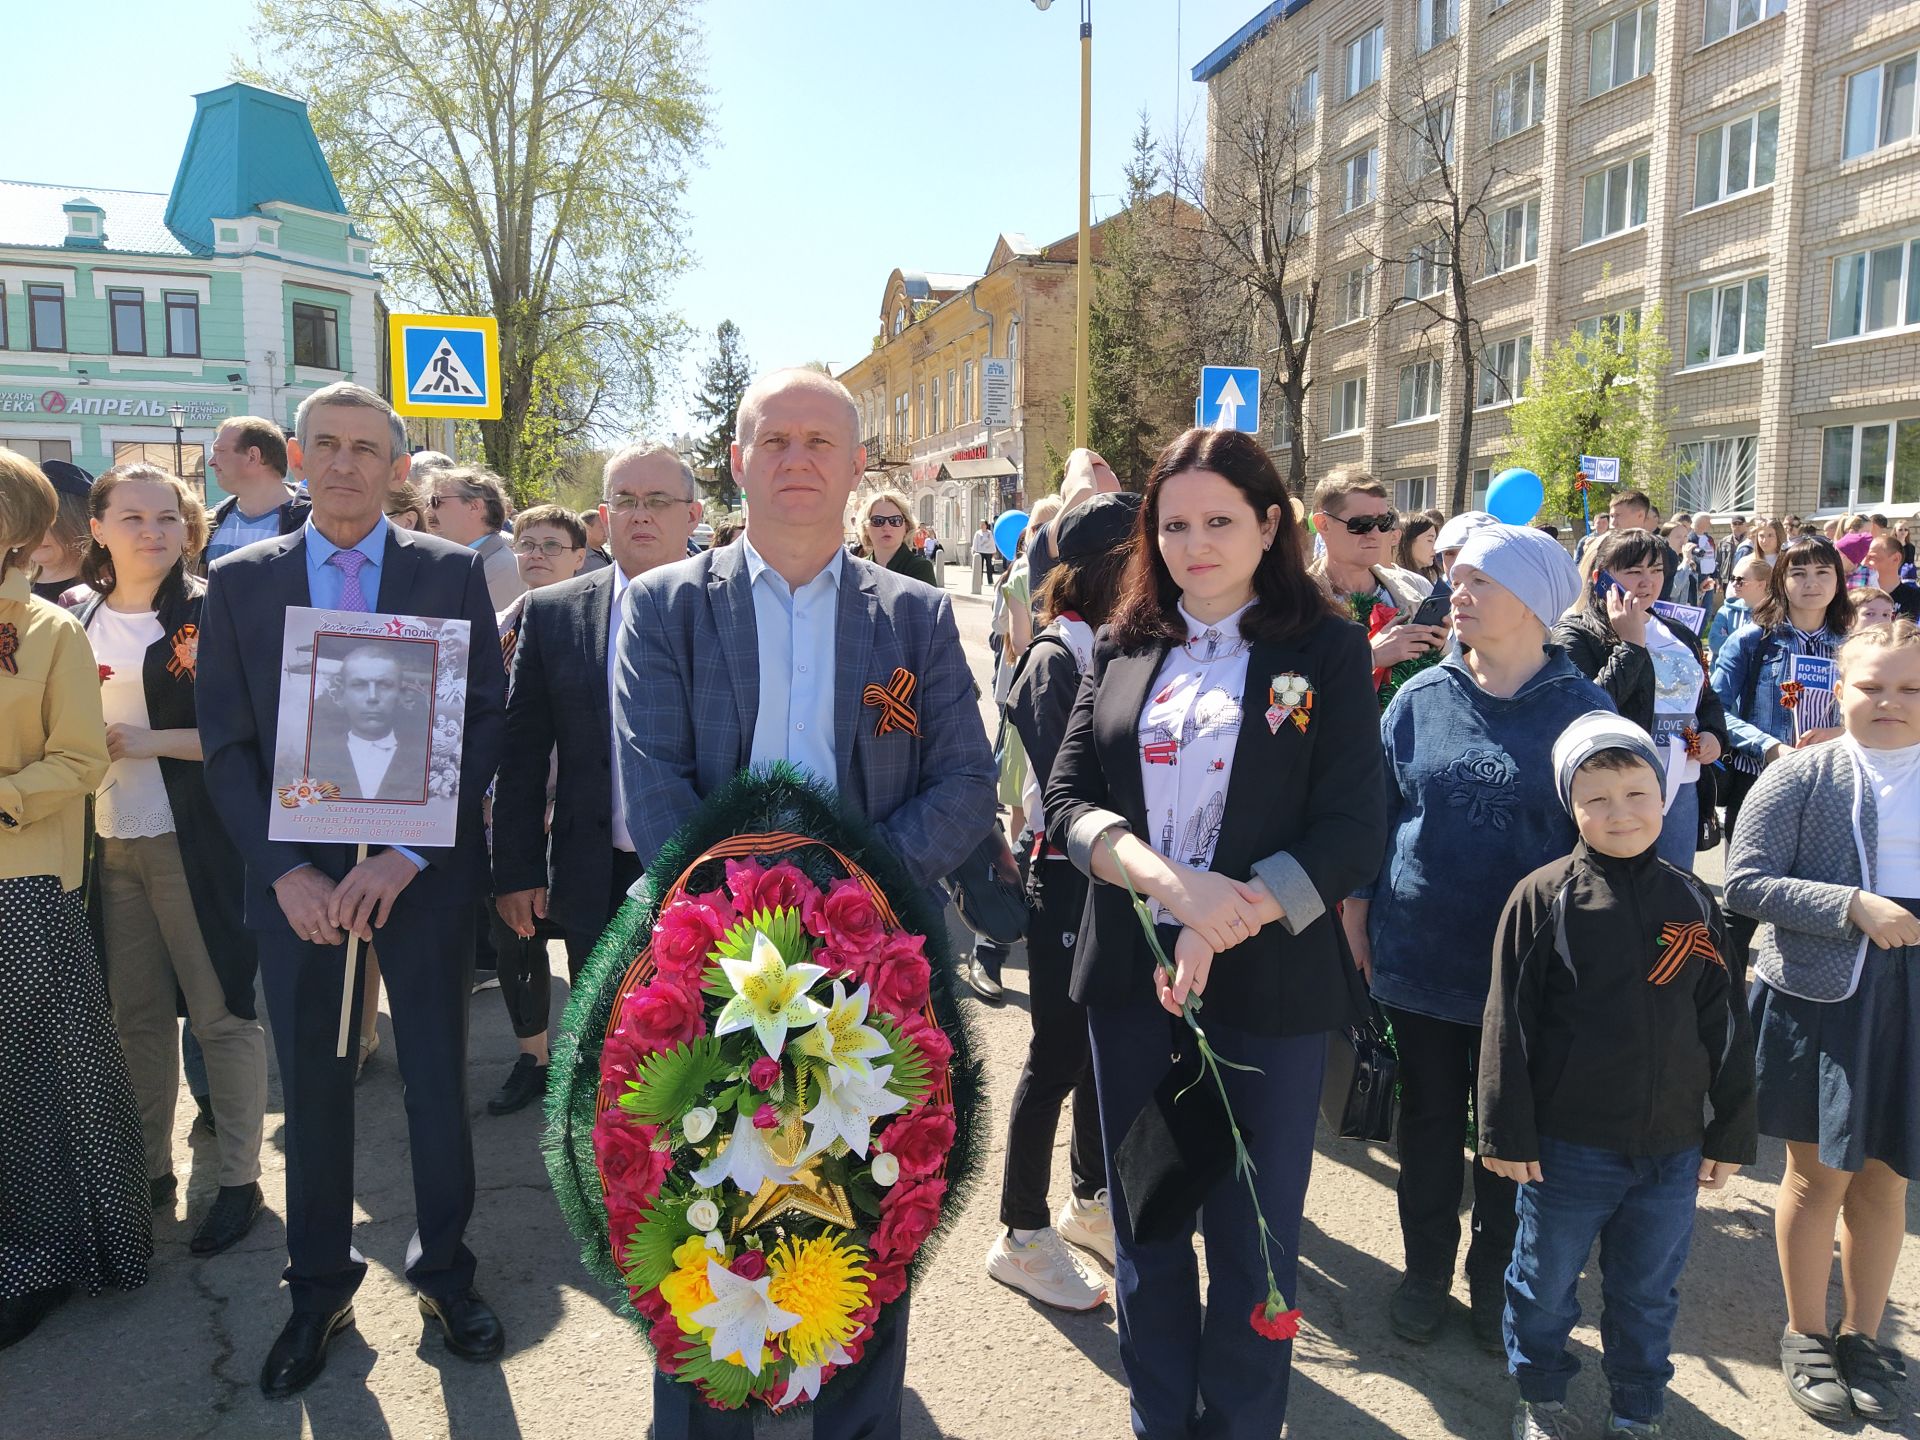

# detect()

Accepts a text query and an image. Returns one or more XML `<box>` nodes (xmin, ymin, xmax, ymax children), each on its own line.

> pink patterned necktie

<box><xmin>328</xmin><ymin>547</ymin><xmax>370</xmax><ymax>612</ymax></box>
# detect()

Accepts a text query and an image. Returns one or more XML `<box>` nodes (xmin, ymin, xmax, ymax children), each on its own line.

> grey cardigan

<box><xmin>1724</xmin><ymin>740</ymin><xmax>1876</xmax><ymax>1002</ymax></box>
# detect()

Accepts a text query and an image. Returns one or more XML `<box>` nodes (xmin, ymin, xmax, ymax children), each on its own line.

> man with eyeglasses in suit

<box><xmin>490</xmin><ymin>445</ymin><xmax>704</xmax><ymax>1114</ymax></box>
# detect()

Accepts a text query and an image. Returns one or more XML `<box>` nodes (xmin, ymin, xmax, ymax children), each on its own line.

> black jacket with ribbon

<box><xmin>76</xmin><ymin>574</ymin><xmax>257</xmax><ymax>1018</ymax></box>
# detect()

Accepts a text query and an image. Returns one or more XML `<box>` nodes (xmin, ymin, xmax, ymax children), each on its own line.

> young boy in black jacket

<box><xmin>1479</xmin><ymin>712</ymin><xmax>1757</xmax><ymax>1440</ymax></box>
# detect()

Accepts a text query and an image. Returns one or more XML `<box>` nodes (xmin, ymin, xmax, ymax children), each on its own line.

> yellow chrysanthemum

<box><xmin>766</xmin><ymin>1235</ymin><xmax>873</xmax><ymax>1366</ymax></box>
<box><xmin>659</xmin><ymin>1236</ymin><xmax>719</xmax><ymax>1333</ymax></box>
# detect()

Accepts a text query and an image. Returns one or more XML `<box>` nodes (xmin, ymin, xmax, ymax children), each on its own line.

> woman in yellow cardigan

<box><xmin>0</xmin><ymin>448</ymin><xmax>150</xmax><ymax>1350</ymax></box>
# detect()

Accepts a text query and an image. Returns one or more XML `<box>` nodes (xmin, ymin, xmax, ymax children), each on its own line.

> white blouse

<box><xmin>88</xmin><ymin>606</ymin><xmax>175</xmax><ymax>838</ymax></box>
<box><xmin>1847</xmin><ymin>736</ymin><xmax>1920</xmax><ymax>899</ymax></box>
<box><xmin>1138</xmin><ymin>602</ymin><xmax>1253</xmax><ymax>919</ymax></box>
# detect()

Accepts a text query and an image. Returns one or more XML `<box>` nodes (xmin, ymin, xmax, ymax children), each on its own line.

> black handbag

<box><xmin>1320</xmin><ymin>917</ymin><xmax>1399</xmax><ymax>1143</ymax></box>
<box><xmin>946</xmin><ymin>821</ymin><xmax>1027</xmax><ymax>945</ymax></box>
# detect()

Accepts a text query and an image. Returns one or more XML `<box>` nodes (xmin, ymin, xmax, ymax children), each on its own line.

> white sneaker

<box><xmin>1057</xmin><ymin>1189</ymin><xmax>1116</xmax><ymax>1268</ymax></box>
<box><xmin>986</xmin><ymin>1227</ymin><xmax>1107</xmax><ymax>1311</ymax></box>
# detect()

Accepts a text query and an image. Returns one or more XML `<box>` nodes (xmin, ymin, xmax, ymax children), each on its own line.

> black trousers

<box><xmin>562</xmin><ymin>848</ymin><xmax>645</xmax><ymax>975</ymax></box>
<box><xmin>493</xmin><ymin>909</ymin><xmax>570</xmax><ymax>1040</ymax></box>
<box><xmin>1382</xmin><ymin>1003</ymin><xmax>1518</xmax><ymax>1292</ymax></box>
<box><xmin>257</xmin><ymin>900</ymin><xmax>477</xmax><ymax>1314</ymax></box>
<box><xmin>1000</xmin><ymin>858</ymin><xmax>1104</xmax><ymax>1229</ymax></box>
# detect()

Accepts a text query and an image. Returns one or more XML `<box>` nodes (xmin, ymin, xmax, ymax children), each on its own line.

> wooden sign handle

<box><xmin>336</xmin><ymin>842</ymin><xmax>371</xmax><ymax>1059</ymax></box>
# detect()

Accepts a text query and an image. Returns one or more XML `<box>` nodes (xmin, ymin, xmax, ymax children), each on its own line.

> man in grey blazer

<box><xmin>615</xmin><ymin>367</ymin><xmax>996</xmax><ymax>1439</ymax></box>
<box><xmin>425</xmin><ymin>464</ymin><xmax>527</xmax><ymax>613</ymax></box>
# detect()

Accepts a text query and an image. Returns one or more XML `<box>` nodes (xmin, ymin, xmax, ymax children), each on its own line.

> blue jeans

<box><xmin>1505</xmin><ymin>1137</ymin><xmax>1703</xmax><ymax>1423</ymax></box>
<box><xmin>1655</xmin><ymin>781</ymin><xmax>1697</xmax><ymax>870</ymax></box>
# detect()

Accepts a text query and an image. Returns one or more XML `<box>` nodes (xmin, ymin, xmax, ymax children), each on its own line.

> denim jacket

<box><xmin>1709</xmin><ymin>622</ymin><xmax>1843</xmax><ymax>763</ymax></box>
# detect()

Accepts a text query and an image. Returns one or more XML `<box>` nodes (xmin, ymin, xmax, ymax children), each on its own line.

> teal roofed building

<box><xmin>0</xmin><ymin>82</ymin><xmax>382</xmax><ymax>499</ymax></box>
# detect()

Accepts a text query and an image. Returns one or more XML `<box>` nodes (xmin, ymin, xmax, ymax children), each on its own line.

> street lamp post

<box><xmin>1034</xmin><ymin>0</ymin><xmax>1093</xmax><ymax>450</ymax></box>
<box><xmin>166</xmin><ymin>402</ymin><xmax>188</xmax><ymax>491</ymax></box>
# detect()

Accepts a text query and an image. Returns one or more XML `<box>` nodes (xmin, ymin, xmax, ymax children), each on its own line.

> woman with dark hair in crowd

<box><xmin>75</xmin><ymin>463</ymin><xmax>268</xmax><ymax>1256</ymax></box>
<box><xmin>1554</xmin><ymin>527</ymin><xmax>1730</xmax><ymax>867</ymax></box>
<box><xmin>986</xmin><ymin>491</ymin><xmax>1138</xmax><ymax>1313</ymax></box>
<box><xmin>1048</xmin><ymin>427</ymin><xmax>1388</xmax><ymax>1434</ymax></box>
<box><xmin>384</xmin><ymin>479</ymin><xmax>427</xmax><ymax>532</ymax></box>
<box><xmin>27</xmin><ymin>460</ymin><xmax>92</xmax><ymax>604</ymax></box>
<box><xmin>1347</xmin><ymin>523</ymin><xmax>1609</xmax><ymax>1354</ymax></box>
<box><xmin>1397</xmin><ymin>513</ymin><xmax>1443</xmax><ymax>584</ymax></box>
<box><xmin>0</xmin><ymin>448</ymin><xmax>148</xmax><ymax>1350</ymax></box>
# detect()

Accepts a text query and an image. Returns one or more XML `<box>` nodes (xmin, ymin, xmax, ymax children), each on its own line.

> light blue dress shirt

<box><xmin>742</xmin><ymin>538</ymin><xmax>841</xmax><ymax>786</ymax></box>
<box><xmin>297</xmin><ymin>513</ymin><xmax>424</xmax><ymax>872</ymax></box>
<box><xmin>304</xmin><ymin>513</ymin><xmax>391</xmax><ymax>611</ymax></box>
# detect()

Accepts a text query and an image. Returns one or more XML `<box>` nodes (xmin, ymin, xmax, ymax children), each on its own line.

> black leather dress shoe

<box><xmin>417</xmin><ymin>1290</ymin><xmax>505</xmax><ymax>1360</ymax></box>
<box><xmin>486</xmin><ymin>1054</ymin><xmax>548</xmax><ymax>1116</ymax></box>
<box><xmin>190</xmin><ymin>1181</ymin><xmax>264</xmax><ymax>1256</ymax></box>
<box><xmin>260</xmin><ymin>1305</ymin><xmax>355</xmax><ymax>1399</ymax></box>
<box><xmin>0</xmin><ymin>1284</ymin><xmax>70</xmax><ymax>1352</ymax></box>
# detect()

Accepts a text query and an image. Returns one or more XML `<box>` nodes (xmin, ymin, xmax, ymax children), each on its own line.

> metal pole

<box><xmin>1075</xmin><ymin>4</ymin><xmax>1093</xmax><ymax>449</ymax></box>
<box><xmin>173</xmin><ymin>425</ymin><xmax>184</xmax><ymax>485</ymax></box>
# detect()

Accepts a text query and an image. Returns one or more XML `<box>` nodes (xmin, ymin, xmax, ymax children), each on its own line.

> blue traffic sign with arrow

<box><xmin>1198</xmin><ymin>366</ymin><xmax>1262</xmax><ymax>433</ymax></box>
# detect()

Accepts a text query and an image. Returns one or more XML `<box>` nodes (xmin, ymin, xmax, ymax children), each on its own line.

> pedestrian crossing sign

<box><xmin>388</xmin><ymin>313</ymin><xmax>501</xmax><ymax>419</ymax></box>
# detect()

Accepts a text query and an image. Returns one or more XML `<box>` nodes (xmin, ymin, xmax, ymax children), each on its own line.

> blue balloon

<box><xmin>1485</xmin><ymin>468</ymin><xmax>1545</xmax><ymax>526</ymax></box>
<box><xmin>993</xmin><ymin>509</ymin><xmax>1029</xmax><ymax>561</ymax></box>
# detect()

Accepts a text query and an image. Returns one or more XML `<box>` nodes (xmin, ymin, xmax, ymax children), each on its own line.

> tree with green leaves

<box><xmin>242</xmin><ymin>0</ymin><xmax>709</xmax><ymax>502</ymax></box>
<box><xmin>1505</xmin><ymin>307</ymin><xmax>1679</xmax><ymax>533</ymax></box>
<box><xmin>1086</xmin><ymin>114</ymin><xmax>1192</xmax><ymax>487</ymax></box>
<box><xmin>691</xmin><ymin>320</ymin><xmax>751</xmax><ymax>510</ymax></box>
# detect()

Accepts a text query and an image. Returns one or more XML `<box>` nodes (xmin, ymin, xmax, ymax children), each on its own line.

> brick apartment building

<box><xmin>1193</xmin><ymin>0</ymin><xmax>1920</xmax><ymax>520</ymax></box>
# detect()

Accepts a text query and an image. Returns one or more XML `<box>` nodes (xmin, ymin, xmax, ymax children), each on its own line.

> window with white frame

<box><xmin>1684</xmin><ymin>275</ymin><xmax>1768</xmax><ymax>366</ymax></box>
<box><xmin>1486</xmin><ymin>196</ymin><xmax>1540</xmax><ymax>275</ymax></box>
<box><xmin>1704</xmin><ymin>0</ymin><xmax>1783</xmax><ymax>45</ymax></box>
<box><xmin>1574</xmin><ymin>306</ymin><xmax>1643</xmax><ymax>350</ymax></box>
<box><xmin>1417</xmin><ymin>0</ymin><xmax>1458</xmax><ymax>51</ymax></box>
<box><xmin>1581</xmin><ymin>154</ymin><xmax>1651</xmax><ymax>242</ymax></box>
<box><xmin>1694</xmin><ymin>106</ymin><xmax>1778</xmax><ymax>206</ymax></box>
<box><xmin>1283</xmin><ymin>288</ymin><xmax>1309</xmax><ymax>338</ymax></box>
<box><xmin>1588</xmin><ymin>3</ymin><xmax>1657</xmax><ymax>98</ymax></box>
<box><xmin>917</xmin><ymin>383</ymin><xmax>926</xmax><ymax>436</ymax></box>
<box><xmin>1344</xmin><ymin>25</ymin><xmax>1384</xmax><ymax>100</ymax></box>
<box><xmin>946</xmin><ymin>370</ymin><xmax>956</xmax><ymax>432</ymax></box>
<box><xmin>1342</xmin><ymin>146</ymin><xmax>1377</xmax><ymax>212</ymax></box>
<box><xmin>1399</xmin><ymin>359</ymin><xmax>1442</xmax><ymax>421</ymax></box>
<box><xmin>1491</xmin><ymin>58</ymin><xmax>1547</xmax><ymax>142</ymax></box>
<box><xmin>962</xmin><ymin>359</ymin><xmax>974</xmax><ymax>424</ymax></box>
<box><xmin>1677</xmin><ymin>436</ymin><xmax>1759</xmax><ymax>511</ymax></box>
<box><xmin>1412</xmin><ymin>102</ymin><xmax>1455</xmax><ymax>178</ymax></box>
<box><xmin>1843</xmin><ymin>52</ymin><xmax>1918</xmax><ymax>160</ymax></box>
<box><xmin>1472</xmin><ymin>467</ymin><xmax>1492</xmax><ymax>507</ymax></box>
<box><xmin>1396</xmin><ymin>475</ymin><xmax>1435</xmax><ymax>510</ymax></box>
<box><xmin>1290</xmin><ymin>70</ymin><xmax>1320</xmax><ymax>128</ymax></box>
<box><xmin>1828</xmin><ymin>236</ymin><xmax>1920</xmax><ymax>340</ymax></box>
<box><xmin>1330</xmin><ymin>375</ymin><xmax>1368</xmax><ymax>435</ymax></box>
<box><xmin>1820</xmin><ymin>418</ymin><xmax>1920</xmax><ymax>509</ymax></box>
<box><xmin>1275</xmin><ymin>401</ymin><xmax>1296</xmax><ymax>452</ymax></box>
<box><xmin>1335</xmin><ymin>265</ymin><xmax>1372</xmax><ymax>326</ymax></box>
<box><xmin>1405</xmin><ymin>235</ymin><xmax>1452</xmax><ymax>300</ymax></box>
<box><xmin>1478</xmin><ymin>334</ymin><xmax>1533</xmax><ymax>407</ymax></box>
<box><xmin>1287</xmin><ymin>183</ymin><xmax>1315</xmax><ymax>238</ymax></box>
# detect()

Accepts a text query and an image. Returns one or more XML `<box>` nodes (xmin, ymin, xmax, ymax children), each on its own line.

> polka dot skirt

<box><xmin>0</xmin><ymin>876</ymin><xmax>152</xmax><ymax>1300</ymax></box>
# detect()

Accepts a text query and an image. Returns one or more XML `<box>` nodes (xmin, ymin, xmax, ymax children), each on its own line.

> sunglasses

<box><xmin>427</xmin><ymin>494</ymin><xmax>468</xmax><ymax>510</ymax></box>
<box><xmin>868</xmin><ymin>514</ymin><xmax>908</xmax><ymax>528</ymax></box>
<box><xmin>1318</xmin><ymin>510</ymin><xmax>1399</xmax><ymax>536</ymax></box>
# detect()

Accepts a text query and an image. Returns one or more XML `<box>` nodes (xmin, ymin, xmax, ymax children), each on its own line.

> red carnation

<box><xmin>627</xmin><ymin>979</ymin><xmax>706</xmax><ymax>1052</ymax></box>
<box><xmin>728</xmin><ymin>1248</ymin><xmax>768</xmax><ymax>1281</ymax></box>
<box><xmin>1250</xmin><ymin>1302</ymin><xmax>1303</xmax><ymax>1341</ymax></box>
<box><xmin>877</xmin><ymin>1104</ymin><xmax>956</xmax><ymax>1181</ymax></box>
<box><xmin>872</xmin><ymin>1177</ymin><xmax>945</xmax><ymax>1261</ymax></box>
<box><xmin>595</xmin><ymin>1112</ymin><xmax>671</xmax><ymax>1207</ymax></box>
<box><xmin>652</xmin><ymin>899</ymin><xmax>731</xmax><ymax>986</ymax></box>
<box><xmin>749</xmin><ymin>1057</ymin><xmax>781</xmax><ymax>1091</ymax></box>
<box><xmin>805</xmin><ymin>877</ymin><xmax>889</xmax><ymax>960</ymax></box>
<box><xmin>752</xmin><ymin>1102</ymin><xmax>781</xmax><ymax>1131</ymax></box>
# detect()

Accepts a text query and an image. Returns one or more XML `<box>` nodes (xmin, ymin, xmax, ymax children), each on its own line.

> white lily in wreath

<box><xmin>714</xmin><ymin>929</ymin><xmax>827</xmax><ymax>1060</ymax></box>
<box><xmin>792</xmin><ymin>980</ymin><xmax>890</xmax><ymax>1086</ymax></box>
<box><xmin>689</xmin><ymin>1259</ymin><xmax>801</xmax><ymax>1376</ymax></box>
<box><xmin>689</xmin><ymin>1111</ymin><xmax>799</xmax><ymax>1194</ymax></box>
<box><xmin>797</xmin><ymin>1063</ymin><xmax>908</xmax><ymax>1162</ymax></box>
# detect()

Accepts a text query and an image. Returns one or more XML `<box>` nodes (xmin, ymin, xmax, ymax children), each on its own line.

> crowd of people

<box><xmin>0</xmin><ymin>371</ymin><xmax>1914</xmax><ymax>1440</ymax></box>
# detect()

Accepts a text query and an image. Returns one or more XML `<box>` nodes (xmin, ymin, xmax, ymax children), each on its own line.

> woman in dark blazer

<box><xmin>854</xmin><ymin>487</ymin><xmax>936</xmax><ymax>584</ymax></box>
<box><xmin>1047</xmin><ymin>428</ymin><xmax>1388</xmax><ymax>1438</ymax></box>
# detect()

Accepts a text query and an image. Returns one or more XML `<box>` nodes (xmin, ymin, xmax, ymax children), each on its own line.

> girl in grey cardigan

<box><xmin>1724</xmin><ymin>621</ymin><xmax>1920</xmax><ymax>1426</ymax></box>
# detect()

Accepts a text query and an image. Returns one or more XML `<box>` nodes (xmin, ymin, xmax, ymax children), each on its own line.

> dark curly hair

<box><xmin>1109</xmin><ymin>428</ymin><xmax>1337</xmax><ymax>648</ymax></box>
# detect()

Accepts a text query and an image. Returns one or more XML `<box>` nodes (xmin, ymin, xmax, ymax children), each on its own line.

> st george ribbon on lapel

<box><xmin>862</xmin><ymin>666</ymin><xmax>920</xmax><ymax>738</ymax></box>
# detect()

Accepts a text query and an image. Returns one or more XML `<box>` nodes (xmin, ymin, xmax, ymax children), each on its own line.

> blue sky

<box><xmin>0</xmin><ymin>0</ymin><xmax>1262</xmax><ymax>432</ymax></box>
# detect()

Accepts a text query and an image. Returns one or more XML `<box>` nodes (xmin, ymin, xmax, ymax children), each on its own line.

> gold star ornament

<box><xmin>733</xmin><ymin>1112</ymin><xmax>856</xmax><ymax>1233</ymax></box>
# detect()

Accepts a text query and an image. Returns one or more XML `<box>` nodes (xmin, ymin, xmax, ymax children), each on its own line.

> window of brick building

<box><xmin>1820</xmin><ymin>420</ymin><xmax>1920</xmax><ymax>509</ymax></box>
<box><xmin>1330</xmin><ymin>375</ymin><xmax>1368</xmax><ymax>435</ymax></box>
<box><xmin>1694</xmin><ymin>106</ymin><xmax>1778</xmax><ymax>206</ymax></box>
<box><xmin>1829</xmin><ymin>236</ymin><xmax>1920</xmax><ymax>340</ymax></box>
<box><xmin>1684</xmin><ymin>275</ymin><xmax>1768</xmax><ymax>365</ymax></box>
<box><xmin>1581</xmin><ymin>154</ymin><xmax>1650</xmax><ymax>242</ymax></box>
<box><xmin>1587</xmin><ymin>4</ymin><xmax>1657</xmax><ymax>98</ymax></box>
<box><xmin>1399</xmin><ymin>360</ymin><xmax>1442</xmax><ymax>422</ymax></box>
<box><xmin>1844</xmin><ymin>52</ymin><xmax>1918</xmax><ymax>160</ymax></box>
<box><xmin>1704</xmin><ymin>0</ymin><xmax>1783</xmax><ymax>45</ymax></box>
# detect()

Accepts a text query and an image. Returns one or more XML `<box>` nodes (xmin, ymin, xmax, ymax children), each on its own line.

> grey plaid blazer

<box><xmin>613</xmin><ymin>540</ymin><xmax>996</xmax><ymax>890</ymax></box>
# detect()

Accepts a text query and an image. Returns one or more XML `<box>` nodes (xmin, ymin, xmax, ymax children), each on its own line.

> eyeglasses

<box><xmin>608</xmin><ymin>492</ymin><xmax>693</xmax><ymax>515</ymax></box>
<box><xmin>868</xmin><ymin>514</ymin><xmax>908</xmax><ymax>528</ymax></box>
<box><xmin>1318</xmin><ymin>510</ymin><xmax>1399</xmax><ymax>536</ymax></box>
<box><xmin>512</xmin><ymin>538</ymin><xmax>582</xmax><ymax>558</ymax></box>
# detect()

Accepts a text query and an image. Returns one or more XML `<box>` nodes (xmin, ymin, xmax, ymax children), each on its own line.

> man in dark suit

<box><xmin>489</xmin><ymin>442</ymin><xmax>704</xmax><ymax>1114</ymax></box>
<box><xmin>198</xmin><ymin>381</ymin><xmax>507</xmax><ymax>1399</ymax></box>
<box><xmin>616</xmin><ymin>368</ymin><xmax>996</xmax><ymax>1440</ymax></box>
<box><xmin>306</xmin><ymin>643</ymin><xmax>431</xmax><ymax>801</ymax></box>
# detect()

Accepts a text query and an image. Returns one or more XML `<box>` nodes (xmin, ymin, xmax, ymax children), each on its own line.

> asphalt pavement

<box><xmin>2</xmin><ymin>564</ymin><xmax>1914</xmax><ymax>1439</ymax></box>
